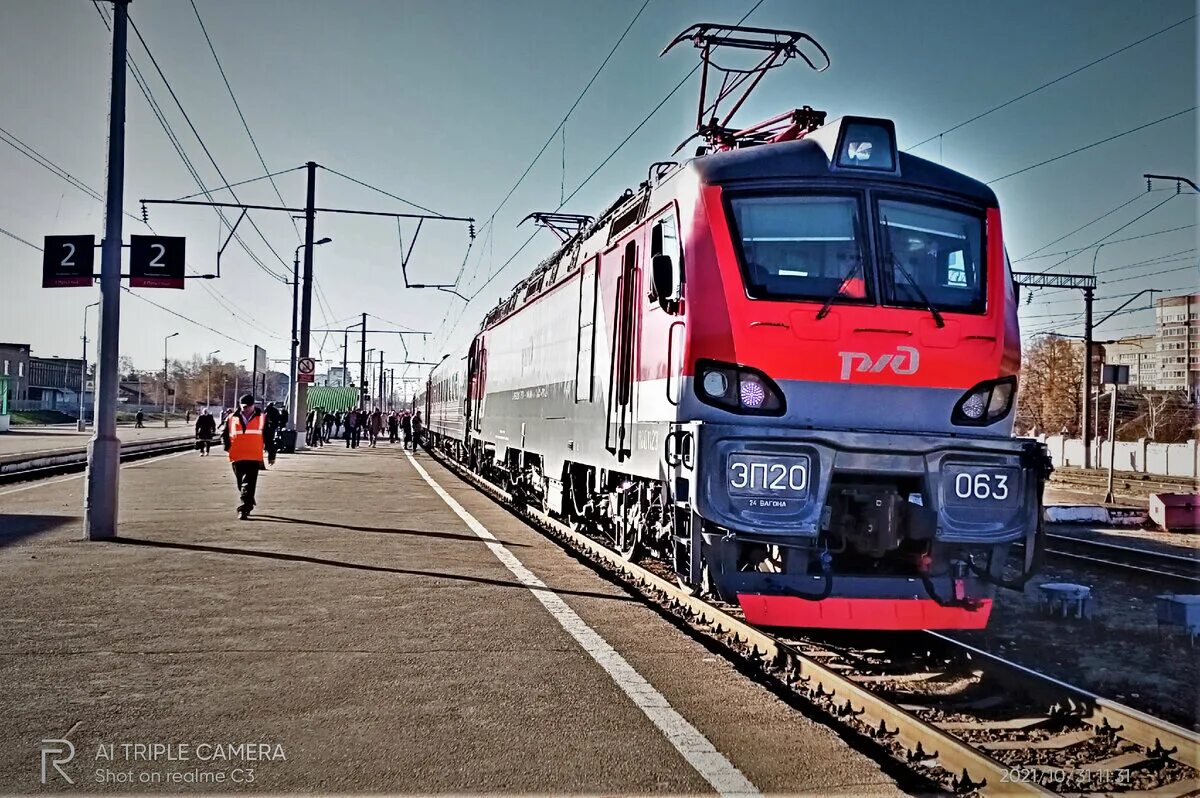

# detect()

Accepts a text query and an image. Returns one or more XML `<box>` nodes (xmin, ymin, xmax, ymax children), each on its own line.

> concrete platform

<box><xmin>0</xmin><ymin>444</ymin><xmax>902</xmax><ymax>794</ymax></box>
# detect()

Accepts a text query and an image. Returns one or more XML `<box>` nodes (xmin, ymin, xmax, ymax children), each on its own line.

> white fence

<box><xmin>1038</xmin><ymin>435</ymin><xmax>1199</xmax><ymax>479</ymax></box>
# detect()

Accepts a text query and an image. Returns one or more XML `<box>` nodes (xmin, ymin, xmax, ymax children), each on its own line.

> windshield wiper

<box><xmin>880</xmin><ymin>215</ymin><xmax>945</xmax><ymax>328</ymax></box>
<box><xmin>887</xmin><ymin>251</ymin><xmax>945</xmax><ymax>328</ymax></box>
<box><xmin>815</xmin><ymin>256</ymin><xmax>864</xmax><ymax>320</ymax></box>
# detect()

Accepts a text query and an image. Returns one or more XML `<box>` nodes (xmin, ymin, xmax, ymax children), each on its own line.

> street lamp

<box><xmin>232</xmin><ymin>358</ymin><xmax>248</xmax><ymax>407</ymax></box>
<box><xmin>79</xmin><ymin>301</ymin><xmax>99</xmax><ymax>431</ymax></box>
<box><xmin>205</xmin><ymin>349</ymin><xmax>220</xmax><ymax>409</ymax></box>
<box><xmin>289</xmin><ymin>237</ymin><xmax>332</xmax><ymax>430</ymax></box>
<box><xmin>162</xmin><ymin>332</ymin><xmax>179</xmax><ymax>426</ymax></box>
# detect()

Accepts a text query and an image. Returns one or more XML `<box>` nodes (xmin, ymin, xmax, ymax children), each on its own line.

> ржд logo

<box><xmin>40</xmin><ymin>738</ymin><xmax>75</xmax><ymax>785</ymax></box>
<box><xmin>838</xmin><ymin>345</ymin><xmax>920</xmax><ymax>381</ymax></box>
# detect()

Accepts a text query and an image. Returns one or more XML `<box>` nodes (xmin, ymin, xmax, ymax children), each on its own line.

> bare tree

<box><xmin>1017</xmin><ymin>336</ymin><xmax>1083</xmax><ymax>435</ymax></box>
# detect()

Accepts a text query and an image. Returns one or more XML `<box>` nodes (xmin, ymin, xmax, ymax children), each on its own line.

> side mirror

<box><xmin>651</xmin><ymin>253</ymin><xmax>680</xmax><ymax>312</ymax></box>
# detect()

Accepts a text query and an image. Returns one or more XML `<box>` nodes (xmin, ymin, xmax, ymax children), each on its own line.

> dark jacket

<box><xmin>195</xmin><ymin>414</ymin><xmax>217</xmax><ymax>439</ymax></box>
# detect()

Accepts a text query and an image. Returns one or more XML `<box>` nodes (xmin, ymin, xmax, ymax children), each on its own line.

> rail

<box><xmin>0</xmin><ymin>435</ymin><xmax>195</xmax><ymax>484</ymax></box>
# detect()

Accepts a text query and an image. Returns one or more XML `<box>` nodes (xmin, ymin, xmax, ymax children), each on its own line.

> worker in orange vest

<box><xmin>221</xmin><ymin>393</ymin><xmax>266</xmax><ymax>520</ymax></box>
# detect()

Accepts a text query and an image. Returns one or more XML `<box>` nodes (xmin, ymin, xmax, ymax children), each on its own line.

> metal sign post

<box><xmin>1102</xmin><ymin>364</ymin><xmax>1130</xmax><ymax>503</ymax></box>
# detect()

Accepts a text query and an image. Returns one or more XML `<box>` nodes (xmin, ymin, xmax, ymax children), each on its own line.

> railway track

<box><xmin>425</xmin><ymin>445</ymin><xmax>1200</xmax><ymax>796</ymax></box>
<box><xmin>0</xmin><ymin>436</ymin><xmax>194</xmax><ymax>485</ymax></box>
<box><xmin>1043</xmin><ymin>533</ymin><xmax>1200</xmax><ymax>591</ymax></box>
<box><xmin>1051</xmin><ymin>469</ymin><xmax>1197</xmax><ymax>500</ymax></box>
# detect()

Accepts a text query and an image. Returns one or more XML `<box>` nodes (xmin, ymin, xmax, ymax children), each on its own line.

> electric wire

<box><xmin>905</xmin><ymin>15</ymin><xmax>1196</xmax><ymax>152</ymax></box>
<box><xmin>436</xmin><ymin>0</ymin><xmax>766</xmax><ymax>350</ymax></box>
<box><xmin>189</xmin><ymin>0</ymin><xmax>302</xmax><ymax>243</ymax></box>
<box><xmin>1035</xmin><ymin>193</ymin><xmax>1180</xmax><ymax>274</ymax></box>
<box><xmin>172</xmin><ymin>166</ymin><xmax>305</xmax><ymax>202</ymax></box>
<box><xmin>467</xmin><ymin>0</ymin><xmax>654</xmax><ymax>250</ymax></box>
<box><xmin>0</xmin><ymin>225</ymin><xmax>42</xmax><ymax>250</ymax></box>
<box><xmin>317</xmin><ymin>166</ymin><xmax>444</xmax><ymax>217</ymax></box>
<box><xmin>91</xmin><ymin>1</ymin><xmax>290</xmax><ymax>285</ymax></box>
<box><xmin>126</xmin><ymin>11</ymin><xmax>294</xmax><ymax>279</ymax></box>
<box><xmin>986</xmin><ymin>107</ymin><xmax>1196</xmax><ymax>184</ymax></box>
<box><xmin>1013</xmin><ymin>191</ymin><xmax>1147</xmax><ymax>261</ymax></box>
<box><xmin>123</xmin><ymin>287</ymin><xmax>254</xmax><ymax>346</ymax></box>
<box><xmin>1015</xmin><ymin>224</ymin><xmax>1196</xmax><ymax>261</ymax></box>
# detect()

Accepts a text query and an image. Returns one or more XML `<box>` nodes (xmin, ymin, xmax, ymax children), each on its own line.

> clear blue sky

<box><xmin>1</xmin><ymin>0</ymin><xmax>1195</xmax><ymax>380</ymax></box>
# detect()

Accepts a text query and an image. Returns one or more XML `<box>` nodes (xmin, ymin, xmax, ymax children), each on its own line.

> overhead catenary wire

<box><xmin>90</xmin><ymin>1</ymin><xmax>291</xmax><ymax>285</ymax></box>
<box><xmin>123</xmin><ymin>287</ymin><xmax>254</xmax><ymax>347</ymax></box>
<box><xmin>0</xmin><ymin>225</ymin><xmax>43</xmax><ymax>250</ymax></box>
<box><xmin>1015</xmin><ymin>224</ymin><xmax>1196</xmax><ymax>262</ymax></box>
<box><xmin>435</xmin><ymin>0</ymin><xmax>767</xmax><ymax>351</ymax></box>
<box><xmin>189</xmin><ymin>0</ymin><xmax>302</xmax><ymax>243</ymax></box>
<box><xmin>905</xmin><ymin>15</ymin><xmax>1196</xmax><ymax>152</ymax></box>
<box><xmin>986</xmin><ymin>107</ymin><xmax>1196</xmax><ymax>184</ymax></box>
<box><xmin>172</xmin><ymin>166</ymin><xmax>306</xmax><ymax>202</ymax></box>
<box><xmin>1036</xmin><ymin>193</ymin><xmax>1180</xmax><ymax>274</ymax></box>
<box><xmin>125</xmin><ymin>11</ymin><xmax>294</xmax><ymax>281</ymax></box>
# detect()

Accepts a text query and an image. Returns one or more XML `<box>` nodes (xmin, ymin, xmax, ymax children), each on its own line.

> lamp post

<box><xmin>232</xmin><ymin>358</ymin><xmax>247</xmax><ymax>407</ymax></box>
<box><xmin>205</xmin><ymin>350</ymin><xmax>220</xmax><ymax>409</ymax></box>
<box><xmin>290</xmin><ymin>237</ymin><xmax>331</xmax><ymax>430</ymax></box>
<box><xmin>162</xmin><ymin>332</ymin><xmax>178</xmax><ymax>426</ymax></box>
<box><xmin>79</xmin><ymin>301</ymin><xmax>99</xmax><ymax>431</ymax></box>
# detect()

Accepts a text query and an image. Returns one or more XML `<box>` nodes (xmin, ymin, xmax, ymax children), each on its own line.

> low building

<box><xmin>0</xmin><ymin>343</ymin><xmax>31</xmax><ymax>403</ymax></box>
<box><xmin>27</xmin><ymin>356</ymin><xmax>89</xmax><ymax>411</ymax></box>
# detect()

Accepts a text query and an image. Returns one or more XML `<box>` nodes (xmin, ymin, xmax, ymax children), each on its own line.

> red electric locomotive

<box><xmin>421</xmin><ymin>25</ymin><xmax>1050</xmax><ymax>630</ymax></box>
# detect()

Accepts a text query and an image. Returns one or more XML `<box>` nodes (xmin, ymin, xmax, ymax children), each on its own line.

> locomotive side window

<box><xmin>878</xmin><ymin>199</ymin><xmax>985</xmax><ymax>313</ymax></box>
<box><xmin>728</xmin><ymin>195</ymin><xmax>871</xmax><ymax>302</ymax></box>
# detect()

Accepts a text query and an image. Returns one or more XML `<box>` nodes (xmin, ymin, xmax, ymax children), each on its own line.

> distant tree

<box><xmin>1016</xmin><ymin>336</ymin><xmax>1083</xmax><ymax>435</ymax></box>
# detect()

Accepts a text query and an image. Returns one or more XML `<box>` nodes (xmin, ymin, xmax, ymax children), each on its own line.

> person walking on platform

<box><xmin>194</xmin><ymin>408</ymin><xmax>217</xmax><ymax>456</ymax></box>
<box><xmin>400</xmin><ymin>410</ymin><xmax>412</xmax><ymax>448</ymax></box>
<box><xmin>387</xmin><ymin>411</ymin><xmax>399</xmax><ymax>443</ymax></box>
<box><xmin>134</xmin><ymin>409</ymin><xmax>145</xmax><ymax>428</ymax></box>
<box><xmin>334</xmin><ymin>410</ymin><xmax>344</xmax><ymax>440</ymax></box>
<box><xmin>411</xmin><ymin>410</ymin><xmax>424</xmax><ymax>451</ymax></box>
<box><xmin>264</xmin><ymin>402</ymin><xmax>282</xmax><ymax>465</ymax></box>
<box><xmin>344</xmin><ymin>407</ymin><xmax>361</xmax><ymax>448</ymax></box>
<box><xmin>323</xmin><ymin>410</ymin><xmax>335</xmax><ymax>443</ymax></box>
<box><xmin>367</xmin><ymin>408</ymin><xmax>383</xmax><ymax>448</ymax></box>
<box><xmin>222</xmin><ymin>394</ymin><xmax>266</xmax><ymax>520</ymax></box>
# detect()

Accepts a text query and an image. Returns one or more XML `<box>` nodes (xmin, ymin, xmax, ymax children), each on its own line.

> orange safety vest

<box><xmin>226</xmin><ymin>411</ymin><xmax>265</xmax><ymax>463</ymax></box>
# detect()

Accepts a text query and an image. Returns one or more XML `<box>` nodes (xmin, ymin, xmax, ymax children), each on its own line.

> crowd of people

<box><xmin>300</xmin><ymin>407</ymin><xmax>423</xmax><ymax>450</ymax></box>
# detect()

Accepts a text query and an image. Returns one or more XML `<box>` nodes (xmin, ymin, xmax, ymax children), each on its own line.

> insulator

<box><xmin>140</xmin><ymin>202</ymin><xmax>149</xmax><ymax>223</ymax></box>
<box><xmin>468</xmin><ymin>222</ymin><xmax>476</xmax><ymax>240</ymax></box>
<box><xmin>1146</xmin><ymin>178</ymin><xmax>1152</xmax><ymax>192</ymax></box>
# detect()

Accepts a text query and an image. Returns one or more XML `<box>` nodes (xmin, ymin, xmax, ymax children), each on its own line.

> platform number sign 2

<box><xmin>130</xmin><ymin>235</ymin><xmax>186</xmax><ymax>289</ymax></box>
<box><xmin>42</xmin><ymin>235</ymin><xmax>95</xmax><ymax>287</ymax></box>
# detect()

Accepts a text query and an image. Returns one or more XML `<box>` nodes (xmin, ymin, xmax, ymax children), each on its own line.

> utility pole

<box><xmin>295</xmin><ymin>161</ymin><xmax>318</xmax><ymax>446</ymax></box>
<box><xmin>1082</xmin><ymin>287</ymin><xmax>1094</xmax><ymax>468</ymax></box>
<box><xmin>342</xmin><ymin>329</ymin><xmax>348</xmax><ymax>386</ymax></box>
<box><xmin>359</xmin><ymin>312</ymin><xmax>367</xmax><ymax>407</ymax></box>
<box><xmin>79</xmin><ymin>301</ymin><xmax>99</xmax><ymax>431</ymax></box>
<box><xmin>378</xmin><ymin>350</ymin><xmax>384</xmax><ymax>407</ymax></box>
<box><xmin>84</xmin><ymin>0</ymin><xmax>128</xmax><ymax>541</ymax></box>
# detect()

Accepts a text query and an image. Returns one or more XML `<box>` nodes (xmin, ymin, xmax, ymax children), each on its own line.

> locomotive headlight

<box><xmin>702</xmin><ymin>370</ymin><xmax>730</xmax><ymax>398</ymax></box>
<box><xmin>695</xmin><ymin>360</ymin><xmax>786</xmax><ymax>416</ymax></box>
<box><xmin>739</xmin><ymin>374</ymin><xmax>767</xmax><ymax>408</ymax></box>
<box><xmin>952</xmin><ymin>376</ymin><xmax>1017</xmax><ymax>426</ymax></box>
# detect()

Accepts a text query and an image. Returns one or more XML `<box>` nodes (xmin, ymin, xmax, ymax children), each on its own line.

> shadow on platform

<box><xmin>109</xmin><ymin>536</ymin><xmax>635</xmax><ymax>602</ymax></box>
<box><xmin>0</xmin><ymin>513</ymin><xmax>77</xmax><ymax>547</ymax></box>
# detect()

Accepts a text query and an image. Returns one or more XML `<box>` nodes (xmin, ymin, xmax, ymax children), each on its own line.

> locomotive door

<box><xmin>606</xmin><ymin>240</ymin><xmax>638</xmax><ymax>460</ymax></box>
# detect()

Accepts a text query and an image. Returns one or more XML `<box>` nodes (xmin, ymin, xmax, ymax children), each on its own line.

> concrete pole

<box><xmin>288</xmin><ymin>246</ymin><xmax>300</xmax><ymax>429</ymax></box>
<box><xmin>84</xmin><ymin>0</ymin><xmax>128</xmax><ymax>540</ymax></box>
<box><xmin>295</xmin><ymin>162</ymin><xmax>317</xmax><ymax>447</ymax></box>
<box><xmin>1081</xmin><ymin>287</ymin><xmax>1094</xmax><ymax>469</ymax></box>
<box><xmin>359</xmin><ymin>312</ymin><xmax>367</xmax><ymax>407</ymax></box>
<box><xmin>79</xmin><ymin>301</ymin><xmax>98</xmax><ymax>431</ymax></box>
<box><xmin>1104</xmin><ymin>385</ymin><xmax>1118</xmax><ymax>503</ymax></box>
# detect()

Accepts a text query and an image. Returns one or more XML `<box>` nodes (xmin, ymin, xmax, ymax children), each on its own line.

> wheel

<box><xmin>615</xmin><ymin>519</ymin><xmax>642</xmax><ymax>562</ymax></box>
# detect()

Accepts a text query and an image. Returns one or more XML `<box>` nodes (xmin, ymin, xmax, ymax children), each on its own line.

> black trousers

<box><xmin>231</xmin><ymin>460</ymin><xmax>261</xmax><ymax>513</ymax></box>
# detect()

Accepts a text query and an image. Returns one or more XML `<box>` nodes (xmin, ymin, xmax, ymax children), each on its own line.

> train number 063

<box><xmin>953</xmin><ymin>472</ymin><xmax>1009</xmax><ymax>501</ymax></box>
